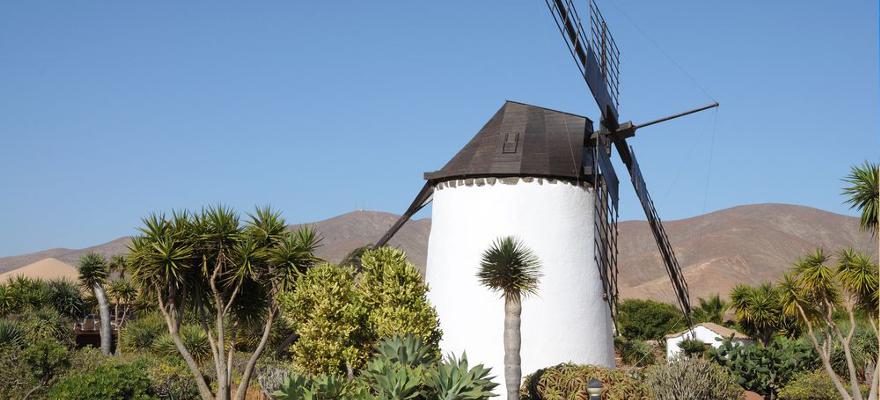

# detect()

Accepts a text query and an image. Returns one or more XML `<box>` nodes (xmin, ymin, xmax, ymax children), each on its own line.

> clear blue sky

<box><xmin>0</xmin><ymin>1</ymin><xmax>877</xmax><ymax>256</ymax></box>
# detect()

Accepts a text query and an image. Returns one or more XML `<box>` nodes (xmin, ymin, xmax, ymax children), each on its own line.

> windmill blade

<box><xmin>616</xmin><ymin>142</ymin><xmax>692</xmax><ymax>320</ymax></box>
<box><xmin>374</xmin><ymin>182</ymin><xmax>433</xmax><ymax>248</ymax></box>
<box><xmin>544</xmin><ymin>0</ymin><xmax>620</xmax><ymax>129</ymax></box>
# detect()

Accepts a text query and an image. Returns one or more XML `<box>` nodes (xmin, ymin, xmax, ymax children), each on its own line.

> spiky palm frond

<box><xmin>78</xmin><ymin>252</ymin><xmax>109</xmax><ymax>289</ymax></box>
<box><xmin>267</xmin><ymin>227</ymin><xmax>323</xmax><ymax>292</ymax></box>
<box><xmin>246</xmin><ymin>205</ymin><xmax>287</xmax><ymax>246</ymax></box>
<box><xmin>477</xmin><ymin>236</ymin><xmax>542</xmax><ymax>301</ymax></box>
<box><xmin>107</xmin><ymin>278</ymin><xmax>137</xmax><ymax>304</ymax></box>
<box><xmin>792</xmin><ymin>249</ymin><xmax>840</xmax><ymax>305</ymax></box>
<box><xmin>842</xmin><ymin>161</ymin><xmax>878</xmax><ymax>236</ymax></box>
<box><xmin>108</xmin><ymin>255</ymin><xmax>128</xmax><ymax>276</ymax></box>
<box><xmin>836</xmin><ymin>248</ymin><xmax>879</xmax><ymax>312</ymax></box>
<box><xmin>197</xmin><ymin>204</ymin><xmax>241</xmax><ymax>251</ymax></box>
<box><xmin>692</xmin><ymin>294</ymin><xmax>728</xmax><ymax>324</ymax></box>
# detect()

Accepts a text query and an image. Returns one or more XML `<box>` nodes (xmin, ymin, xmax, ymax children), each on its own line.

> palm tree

<box><xmin>842</xmin><ymin>161</ymin><xmax>878</xmax><ymax>236</ymax></box>
<box><xmin>128</xmin><ymin>206</ymin><xmax>322</xmax><ymax>400</ymax></box>
<box><xmin>728</xmin><ymin>283</ymin><xmax>783</xmax><ymax>345</ymax></box>
<box><xmin>692</xmin><ymin>294</ymin><xmax>728</xmax><ymax>324</ymax></box>
<box><xmin>107</xmin><ymin>277</ymin><xmax>137</xmax><ymax>354</ymax></box>
<box><xmin>78</xmin><ymin>252</ymin><xmax>112</xmax><ymax>355</ymax></box>
<box><xmin>477</xmin><ymin>236</ymin><xmax>541</xmax><ymax>400</ymax></box>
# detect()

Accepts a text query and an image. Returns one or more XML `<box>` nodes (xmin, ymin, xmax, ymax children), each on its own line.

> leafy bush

<box><xmin>678</xmin><ymin>338</ymin><xmax>708</xmax><ymax>358</ymax></box>
<box><xmin>645</xmin><ymin>356</ymin><xmax>742</xmax><ymax>400</ymax></box>
<box><xmin>520</xmin><ymin>363</ymin><xmax>650</xmax><ymax>400</ymax></box>
<box><xmin>617</xmin><ymin>299</ymin><xmax>684</xmax><ymax>340</ymax></box>
<box><xmin>46</xmin><ymin>279</ymin><xmax>86</xmax><ymax>319</ymax></box>
<box><xmin>0</xmin><ymin>346</ymin><xmax>40</xmax><ymax>400</ymax></box>
<box><xmin>614</xmin><ymin>337</ymin><xmax>655</xmax><ymax>366</ymax></box>
<box><xmin>49</xmin><ymin>361</ymin><xmax>156</xmax><ymax>400</ymax></box>
<box><xmin>282</xmin><ymin>263</ymin><xmax>369</xmax><ymax>375</ymax></box>
<box><xmin>831</xmin><ymin>328</ymin><xmax>877</xmax><ymax>382</ymax></box>
<box><xmin>6</xmin><ymin>276</ymin><xmax>49</xmax><ymax>312</ymax></box>
<box><xmin>22</xmin><ymin>339</ymin><xmax>70</xmax><ymax>387</ymax></box>
<box><xmin>21</xmin><ymin>306</ymin><xmax>73</xmax><ymax>345</ymax></box>
<box><xmin>709</xmin><ymin>337</ymin><xmax>819</xmax><ymax>397</ymax></box>
<box><xmin>67</xmin><ymin>347</ymin><xmax>108</xmax><ymax>375</ymax></box>
<box><xmin>152</xmin><ymin>325</ymin><xmax>211</xmax><ymax>363</ymax></box>
<box><xmin>120</xmin><ymin>312</ymin><xmax>166</xmax><ymax>353</ymax></box>
<box><xmin>778</xmin><ymin>370</ymin><xmax>841</xmax><ymax>400</ymax></box>
<box><xmin>280</xmin><ymin>249</ymin><xmax>443</xmax><ymax>377</ymax></box>
<box><xmin>146</xmin><ymin>357</ymin><xmax>200</xmax><ymax>400</ymax></box>
<box><xmin>358</xmin><ymin>247</ymin><xmax>442</xmax><ymax>354</ymax></box>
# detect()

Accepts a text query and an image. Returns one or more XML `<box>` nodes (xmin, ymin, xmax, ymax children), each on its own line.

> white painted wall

<box><xmin>425</xmin><ymin>177</ymin><xmax>615</xmax><ymax>392</ymax></box>
<box><xmin>665</xmin><ymin>326</ymin><xmax>753</xmax><ymax>360</ymax></box>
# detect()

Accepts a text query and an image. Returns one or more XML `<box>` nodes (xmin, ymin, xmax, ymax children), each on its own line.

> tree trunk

<box><xmin>504</xmin><ymin>297</ymin><xmax>522</xmax><ymax>400</ymax></box>
<box><xmin>93</xmin><ymin>284</ymin><xmax>112</xmax><ymax>356</ymax></box>
<box><xmin>233</xmin><ymin>310</ymin><xmax>275</xmax><ymax>400</ymax></box>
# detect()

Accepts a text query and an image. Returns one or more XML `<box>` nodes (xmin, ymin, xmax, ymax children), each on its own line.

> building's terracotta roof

<box><xmin>424</xmin><ymin>101</ymin><xmax>593</xmax><ymax>182</ymax></box>
<box><xmin>665</xmin><ymin>322</ymin><xmax>751</xmax><ymax>340</ymax></box>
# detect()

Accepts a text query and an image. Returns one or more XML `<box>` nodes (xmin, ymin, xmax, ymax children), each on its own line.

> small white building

<box><xmin>665</xmin><ymin>322</ymin><xmax>753</xmax><ymax>360</ymax></box>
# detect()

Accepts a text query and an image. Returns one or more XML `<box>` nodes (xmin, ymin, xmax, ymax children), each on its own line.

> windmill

<box><xmin>374</xmin><ymin>0</ymin><xmax>717</xmax><ymax>386</ymax></box>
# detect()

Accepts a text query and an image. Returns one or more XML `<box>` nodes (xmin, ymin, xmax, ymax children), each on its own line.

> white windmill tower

<box><xmin>376</xmin><ymin>0</ymin><xmax>716</xmax><ymax>389</ymax></box>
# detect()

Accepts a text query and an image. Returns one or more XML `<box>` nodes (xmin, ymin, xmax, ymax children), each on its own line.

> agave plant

<box><xmin>427</xmin><ymin>353</ymin><xmax>498</xmax><ymax>400</ymax></box>
<box><xmin>374</xmin><ymin>335</ymin><xmax>440</xmax><ymax>368</ymax></box>
<box><xmin>0</xmin><ymin>319</ymin><xmax>25</xmax><ymax>347</ymax></box>
<box><xmin>272</xmin><ymin>373</ymin><xmax>350</xmax><ymax>400</ymax></box>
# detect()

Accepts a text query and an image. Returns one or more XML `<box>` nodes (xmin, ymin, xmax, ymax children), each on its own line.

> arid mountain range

<box><xmin>1</xmin><ymin>203</ymin><xmax>876</xmax><ymax>303</ymax></box>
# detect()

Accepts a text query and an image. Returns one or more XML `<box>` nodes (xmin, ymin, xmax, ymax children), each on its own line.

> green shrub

<box><xmin>49</xmin><ymin>361</ymin><xmax>156</xmax><ymax>400</ymax></box>
<box><xmin>678</xmin><ymin>338</ymin><xmax>708</xmax><ymax>358</ymax></box>
<box><xmin>645</xmin><ymin>356</ymin><xmax>742</xmax><ymax>400</ymax></box>
<box><xmin>23</xmin><ymin>339</ymin><xmax>70</xmax><ymax>387</ymax></box>
<box><xmin>6</xmin><ymin>276</ymin><xmax>49</xmax><ymax>312</ymax></box>
<box><xmin>46</xmin><ymin>279</ymin><xmax>86</xmax><ymax>319</ymax></box>
<box><xmin>280</xmin><ymin>249</ymin><xmax>444</xmax><ymax>377</ymax></box>
<box><xmin>0</xmin><ymin>346</ymin><xmax>40</xmax><ymax>400</ymax></box>
<box><xmin>520</xmin><ymin>363</ymin><xmax>650</xmax><ymax>400</ymax></box>
<box><xmin>120</xmin><ymin>312</ymin><xmax>166</xmax><ymax>353</ymax></box>
<box><xmin>617</xmin><ymin>299</ymin><xmax>684</xmax><ymax>340</ymax></box>
<box><xmin>151</xmin><ymin>325</ymin><xmax>211</xmax><ymax>363</ymax></box>
<box><xmin>615</xmin><ymin>337</ymin><xmax>655</xmax><ymax>366</ymax></box>
<box><xmin>778</xmin><ymin>370</ymin><xmax>841</xmax><ymax>400</ymax></box>
<box><xmin>709</xmin><ymin>337</ymin><xmax>819</xmax><ymax>397</ymax></box>
<box><xmin>67</xmin><ymin>347</ymin><xmax>108</xmax><ymax>375</ymax></box>
<box><xmin>146</xmin><ymin>357</ymin><xmax>200</xmax><ymax>400</ymax></box>
<box><xmin>281</xmin><ymin>263</ymin><xmax>369</xmax><ymax>375</ymax></box>
<box><xmin>831</xmin><ymin>328</ymin><xmax>877</xmax><ymax>382</ymax></box>
<box><xmin>358</xmin><ymin>247</ymin><xmax>442</xmax><ymax>354</ymax></box>
<box><xmin>21</xmin><ymin>306</ymin><xmax>72</xmax><ymax>345</ymax></box>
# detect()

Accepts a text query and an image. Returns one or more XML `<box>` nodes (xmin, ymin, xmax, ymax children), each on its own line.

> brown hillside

<box><xmin>0</xmin><ymin>204</ymin><xmax>874</xmax><ymax>303</ymax></box>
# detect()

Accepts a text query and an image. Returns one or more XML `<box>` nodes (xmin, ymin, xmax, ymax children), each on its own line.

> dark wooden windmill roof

<box><xmin>424</xmin><ymin>101</ymin><xmax>593</xmax><ymax>182</ymax></box>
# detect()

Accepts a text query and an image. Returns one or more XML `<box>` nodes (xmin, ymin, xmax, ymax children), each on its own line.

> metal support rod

<box><xmin>636</xmin><ymin>101</ymin><xmax>718</xmax><ymax>130</ymax></box>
